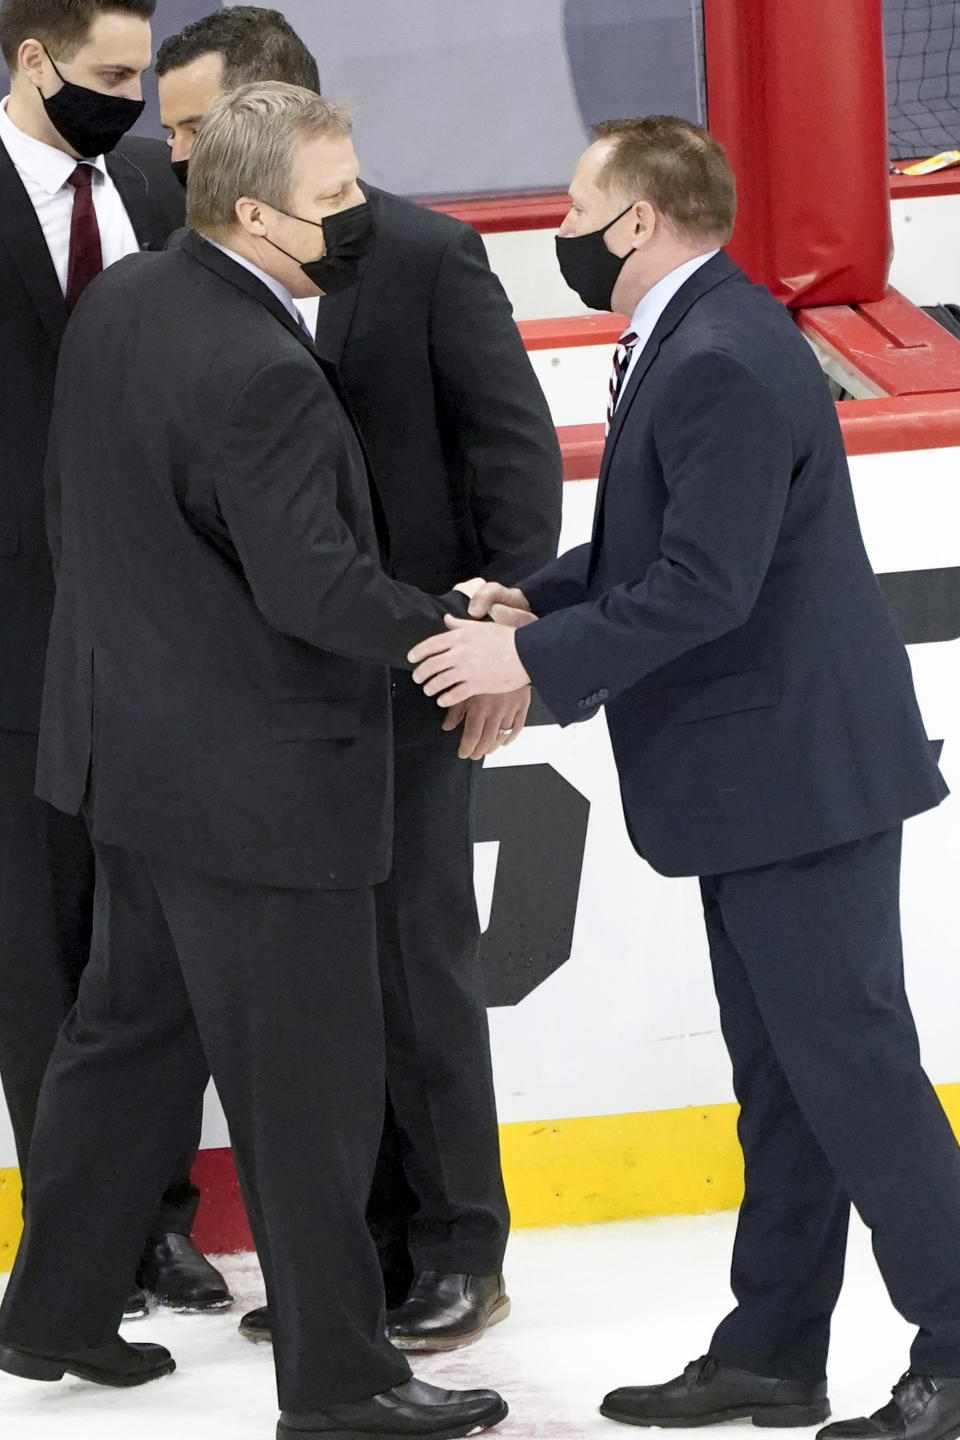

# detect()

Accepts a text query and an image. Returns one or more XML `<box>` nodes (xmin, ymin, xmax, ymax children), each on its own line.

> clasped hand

<box><xmin>409</xmin><ymin>581</ymin><xmax>537</xmax><ymax>759</ymax></box>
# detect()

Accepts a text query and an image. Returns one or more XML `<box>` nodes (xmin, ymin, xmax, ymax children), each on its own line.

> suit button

<box><xmin>577</xmin><ymin>698</ymin><xmax>591</xmax><ymax>710</ymax></box>
<box><xmin>598</xmin><ymin>688</ymin><xmax>610</xmax><ymax>700</ymax></box>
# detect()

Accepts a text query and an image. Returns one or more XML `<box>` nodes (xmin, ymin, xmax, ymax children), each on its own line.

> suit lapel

<box><xmin>181</xmin><ymin>229</ymin><xmax>393</xmax><ymax>555</ymax></box>
<box><xmin>105</xmin><ymin>146</ymin><xmax>167</xmax><ymax>251</ymax></box>
<box><xmin>0</xmin><ymin>141</ymin><xmax>68</xmax><ymax>350</ymax></box>
<box><xmin>182</xmin><ymin>228</ymin><xmax>330</xmax><ymax>363</ymax></box>
<box><xmin>591</xmin><ymin>251</ymin><xmax>743</xmax><ymax>540</ymax></box>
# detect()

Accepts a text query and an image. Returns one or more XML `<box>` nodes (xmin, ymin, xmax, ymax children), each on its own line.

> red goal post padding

<box><xmin>702</xmin><ymin>0</ymin><xmax>892</xmax><ymax>308</ymax></box>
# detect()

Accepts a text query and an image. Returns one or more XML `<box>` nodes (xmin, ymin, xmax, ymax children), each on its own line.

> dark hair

<box><xmin>155</xmin><ymin>6</ymin><xmax>319</xmax><ymax>92</ymax></box>
<box><xmin>593</xmin><ymin>116</ymin><xmax>736</xmax><ymax>244</ymax></box>
<box><xmin>0</xmin><ymin>0</ymin><xmax>154</xmax><ymax>66</ymax></box>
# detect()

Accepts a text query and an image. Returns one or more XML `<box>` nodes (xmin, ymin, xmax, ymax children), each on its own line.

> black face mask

<box><xmin>170</xmin><ymin>157</ymin><xmax>190</xmax><ymax>190</ymax></box>
<box><xmin>41</xmin><ymin>50</ymin><xmax>144</xmax><ymax>159</ymax></box>
<box><xmin>555</xmin><ymin>202</ymin><xmax>637</xmax><ymax>312</ymax></box>
<box><xmin>265</xmin><ymin>199</ymin><xmax>375</xmax><ymax>295</ymax></box>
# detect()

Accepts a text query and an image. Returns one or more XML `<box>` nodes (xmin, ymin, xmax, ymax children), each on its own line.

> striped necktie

<box><xmin>606</xmin><ymin>328</ymin><xmax>639</xmax><ymax>434</ymax></box>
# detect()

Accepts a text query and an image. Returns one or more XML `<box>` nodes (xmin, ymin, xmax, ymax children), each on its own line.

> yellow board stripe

<box><xmin>0</xmin><ymin>1166</ymin><xmax>21</xmax><ymax>1273</ymax></box>
<box><xmin>3</xmin><ymin>1082</ymin><xmax>960</xmax><ymax>1271</ymax></box>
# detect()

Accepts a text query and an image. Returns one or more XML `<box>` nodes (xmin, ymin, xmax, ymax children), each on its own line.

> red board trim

<box><xmin>190</xmin><ymin>1148</ymin><xmax>253</xmax><ymax>1256</ymax></box>
<box><xmin>837</xmin><ymin>394</ymin><xmax>960</xmax><ymax>454</ymax></box>
<box><xmin>890</xmin><ymin>166</ymin><xmax>960</xmax><ymax>200</ymax></box>
<box><xmin>555</xmin><ymin>395</ymin><xmax>960</xmax><ymax>483</ymax></box>
<box><xmin>419</xmin><ymin>170</ymin><xmax>953</xmax><ymax>234</ymax></box>
<box><xmin>517</xmin><ymin>314</ymin><xmax>629</xmax><ymax>350</ymax></box>
<box><xmin>795</xmin><ymin>288</ymin><xmax>960</xmax><ymax>398</ymax></box>
<box><xmin>421</xmin><ymin>190</ymin><xmax>569</xmax><ymax>233</ymax></box>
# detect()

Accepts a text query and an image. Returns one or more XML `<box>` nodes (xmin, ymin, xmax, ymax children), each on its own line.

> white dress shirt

<box><xmin>617</xmin><ymin>248</ymin><xmax>720</xmax><ymax>404</ymax></box>
<box><xmin>297</xmin><ymin>295</ymin><xmax>320</xmax><ymax>336</ymax></box>
<box><xmin>0</xmin><ymin>96</ymin><xmax>140</xmax><ymax>293</ymax></box>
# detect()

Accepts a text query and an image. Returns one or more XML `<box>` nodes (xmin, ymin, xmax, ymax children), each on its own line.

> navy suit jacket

<box><xmin>515</xmin><ymin>251</ymin><xmax>947</xmax><ymax>877</ymax></box>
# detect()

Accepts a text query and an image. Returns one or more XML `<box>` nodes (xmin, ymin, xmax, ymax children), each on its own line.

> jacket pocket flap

<box><xmin>671</xmin><ymin>668</ymin><xmax>780</xmax><ymax>724</ymax></box>
<box><xmin>268</xmin><ymin>698</ymin><xmax>360</xmax><ymax>741</ymax></box>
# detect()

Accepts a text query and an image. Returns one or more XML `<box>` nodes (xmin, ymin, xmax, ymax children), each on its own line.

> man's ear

<box><xmin>631</xmin><ymin>199</ymin><xmax>657</xmax><ymax>242</ymax></box>
<box><xmin>17</xmin><ymin>38</ymin><xmax>50</xmax><ymax>89</ymax></box>
<box><xmin>236</xmin><ymin>197</ymin><xmax>267</xmax><ymax>236</ymax></box>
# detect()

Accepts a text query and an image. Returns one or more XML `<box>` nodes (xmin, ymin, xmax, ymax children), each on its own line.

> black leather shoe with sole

<box><xmin>0</xmin><ymin>1336</ymin><xmax>175</xmax><ymax>1387</ymax></box>
<box><xmin>385</xmin><ymin>1272</ymin><xmax>510</xmax><ymax>1353</ymax></box>
<box><xmin>276</xmin><ymin>1376</ymin><xmax>507</xmax><ymax>1439</ymax></box>
<box><xmin>817</xmin><ymin>1372</ymin><xmax>960</xmax><ymax>1440</ymax></box>
<box><xmin>239</xmin><ymin>1305</ymin><xmax>272</xmax><ymax>1343</ymax></box>
<box><xmin>123</xmin><ymin>1287</ymin><xmax>150</xmax><ymax>1321</ymax></box>
<box><xmin>601</xmin><ymin>1355</ymin><xmax>830</xmax><ymax>1428</ymax></box>
<box><xmin>138</xmin><ymin>1233</ymin><xmax>233</xmax><ymax>1313</ymax></box>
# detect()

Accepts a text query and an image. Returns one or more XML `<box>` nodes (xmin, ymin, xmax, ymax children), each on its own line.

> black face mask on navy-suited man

<box><xmin>555</xmin><ymin>201</ymin><xmax>638</xmax><ymax>312</ymax></box>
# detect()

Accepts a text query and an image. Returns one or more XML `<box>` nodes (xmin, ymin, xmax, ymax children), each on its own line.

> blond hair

<box><xmin>187</xmin><ymin>80</ymin><xmax>351</xmax><ymax>235</ymax></box>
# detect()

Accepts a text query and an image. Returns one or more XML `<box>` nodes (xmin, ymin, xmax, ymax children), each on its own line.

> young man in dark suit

<box><xmin>411</xmin><ymin>117</ymin><xmax>960</xmax><ymax>1440</ymax></box>
<box><xmin>0</xmin><ymin>0</ymin><xmax>229</xmax><ymax>1318</ymax></box>
<box><xmin>155</xmin><ymin>6</ymin><xmax>563</xmax><ymax>1352</ymax></box>
<box><xmin>0</xmin><ymin>81</ymin><xmax>507</xmax><ymax>1440</ymax></box>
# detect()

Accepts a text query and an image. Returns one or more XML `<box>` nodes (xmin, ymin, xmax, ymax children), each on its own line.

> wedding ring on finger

<box><xmin>498</xmin><ymin>727</ymin><xmax>514</xmax><ymax>737</ymax></box>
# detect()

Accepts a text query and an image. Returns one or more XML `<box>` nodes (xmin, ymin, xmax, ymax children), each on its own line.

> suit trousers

<box><xmin>0</xmin><ymin>733</ymin><xmax>199</xmax><ymax>1236</ymax></box>
<box><xmin>366</xmin><ymin>690</ymin><xmax>509</xmax><ymax>1289</ymax></box>
<box><xmin>704</xmin><ymin>826</ymin><xmax>960</xmax><ymax>1382</ymax></box>
<box><xmin>0</xmin><ymin>841</ymin><xmax>411</xmax><ymax>1411</ymax></box>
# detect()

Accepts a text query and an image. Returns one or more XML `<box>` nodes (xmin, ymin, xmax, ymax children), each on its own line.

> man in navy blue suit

<box><xmin>409</xmin><ymin>116</ymin><xmax>960</xmax><ymax>1440</ymax></box>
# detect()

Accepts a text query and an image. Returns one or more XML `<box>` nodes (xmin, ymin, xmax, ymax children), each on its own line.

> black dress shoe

<box><xmin>385</xmin><ymin>1272</ymin><xmax>509</xmax><ymax>1353</ymax></box>
<box><xmin>0</xmin><ymin>1335</ymin><xmax>175</xmax><ymax>1388</ymax></box>
<box><xmin>137</xmin><ymin>1233</ymin><xmax>233</xmax><ymax>1313</ymax></box>
<box><xmin>239</xmin><ymin>1305</ymin><xmax>272</xmax><ymax>1343</ymax></box>
<box><xmin>818</xmin><ymin>1372</ymin><xmax>960</xmax><ymax>1440</ymax></box>
<box><xmin>277</xmin><ymin>1376</ymin><xmax>507</xmax><ymax>1438</ymax></box>
<box><xmin>601</xmin><ymin>1355</ymin><xmax>830</xmax><ymax>1428</ymax></box>
<box><xmin>123</xmin><ymin>1287</ymin><xmax>150</xmax><ymax>1321</ymax></box>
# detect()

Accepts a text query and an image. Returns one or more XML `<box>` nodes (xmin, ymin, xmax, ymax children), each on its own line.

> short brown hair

<box><xmin>593</xmin><ymin>116</ymin><xmax>736</xmax><ymax>244</ymax></box>
<box><xmin>187</xmin><ymin>80</ymin><xmax>351</xmax><ymax>236</ymax></box>
<box><xmin>0</xmin><ymin>0</ymin><xmax>154</xmax><ymax>67</ymax></box>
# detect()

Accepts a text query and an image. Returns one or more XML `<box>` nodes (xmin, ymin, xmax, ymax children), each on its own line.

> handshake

<box><xmin>409</xmin><ymin>580</ymin><xmax>538</xmax><ymax>762</ymax></box>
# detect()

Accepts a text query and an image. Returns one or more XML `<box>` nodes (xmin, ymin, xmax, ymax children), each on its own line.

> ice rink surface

<box><xmin>0</xmin><ymin>1209</ymin><xmax>911</xmax><ymax>1438</ymax></box>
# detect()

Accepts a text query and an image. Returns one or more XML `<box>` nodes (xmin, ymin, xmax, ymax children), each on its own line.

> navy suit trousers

<box><xmin>704</xmin><ymin>827</ymin><xmax>960</xmax><ymax>1380</ymax></box>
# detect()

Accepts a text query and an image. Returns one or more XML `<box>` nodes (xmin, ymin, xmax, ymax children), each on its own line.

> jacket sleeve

<box><xmin>515</xmin><ymin>350</ymin><xmax>794</xmax><ymax>725</ymax></box>
<box><xmin>428</xmin><ymin>223</ymin><xmax>563</xmax><ymax>582</ymax></box>
<box><xmin>213</xmin><ymin>357</ymin><xmax>464</xmax><ymax>669</ymax></box>
<box><xmin>521</xmin><ymin>542</ymin><xmax>592</xmax><ymax>615</ymax></box>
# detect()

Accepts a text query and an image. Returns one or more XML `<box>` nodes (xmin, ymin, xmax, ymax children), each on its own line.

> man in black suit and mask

<box><xmin>0</xmin><ymin>0</ymin><xmax>229</xmax><ymax>1319</ymax></box>
<box><xmin>0</xmin><ymin>81</ymin><xmax>508</xmax><ymax>1440</ymax></box>
<box><xmin>155</xmin><ymin>5</ymin><xmax>562</xmax><ymax>1353</ymax></box>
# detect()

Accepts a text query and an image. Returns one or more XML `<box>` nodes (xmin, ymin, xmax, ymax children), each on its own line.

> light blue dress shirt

<box><xmin>617</xmin><ymin>248</ymin><xmax>720</xmax><ymax>404</ymax></box>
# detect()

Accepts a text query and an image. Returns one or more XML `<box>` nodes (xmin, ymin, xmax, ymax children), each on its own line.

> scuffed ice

<box><xmin>0</xmin><ymin>1212</ymin><xmax>913</xmax><ymax>1438</ymax></box>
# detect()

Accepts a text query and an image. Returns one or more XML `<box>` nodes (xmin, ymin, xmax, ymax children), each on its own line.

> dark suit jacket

<box><xmin>314</xmin><ymin>183</ymin><xmax>561</xmax><ymax>592</ymax></box>
<box><xmin>312</xmin><ymin>183</ymin><xmax>562</xmax><ymax>739</ymax></box>
<box><xmin>36</xmin><ymin>232</ymin><xmax>467</xmax><ymax>889</ymax></box>
<box><xmin>516</xmin><ymin>251</ymin><xmax>948</xmax><ymax>877</ymax></box>
<box><xmin>0</xmin><ymin>136</ymin><xmax>185</xmax><ymax>738</ymax></box>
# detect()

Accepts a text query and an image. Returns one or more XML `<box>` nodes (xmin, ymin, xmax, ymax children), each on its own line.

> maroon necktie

<box><xmin>65</xmin><ymin>164</ymin><xmax>103</xmax><ymax>311</ymax></box>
